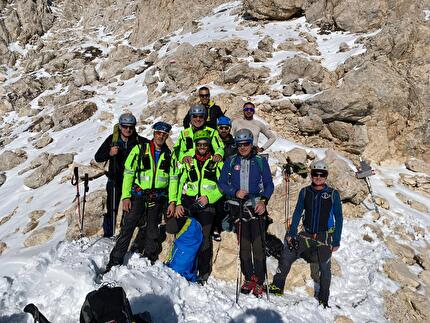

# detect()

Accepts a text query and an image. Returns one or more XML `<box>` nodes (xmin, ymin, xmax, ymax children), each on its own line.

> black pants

<box><xmin>104</xmin><ymin>180</ymin><xmax>122</xmax><ymax>237</ymax></box>
<box><xmin>233</xmin><ymin>205</ymin><xmax>267</xmax><ymax>284</ymax></box>
<box><xmin>108</xmin><ymin>197</ymin><xmax>166</xmax><ymax>266</ymax></box>
<box><xmin>183</xmin><ymin>197</ymin><xmax>215</xmax><ymax>279</ymax></box>
<box><xmin>272</xmin><ymin>234</ymin><xmax>332</xmax><ymax>303</ymax></box>
<box><xmin>212</xmin><ymin>196</ymin><xmax>227</xmax><ymax>234</ymax></box>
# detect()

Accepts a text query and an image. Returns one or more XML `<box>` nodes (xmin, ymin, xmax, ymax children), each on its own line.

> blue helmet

<box><xmin>217</xmin><ymin>116</ymin><xmax>231</xmax><ymax>127</ymax></box>
<box><xmin>153</xmin><ymin>121</ymin><xmax>172</xmax><ymax>133</ymax></box>
<box><xmin>234</xmin><ymin>128</ymin><xmax>253</xmax><ymax>144</ymax></box>
<box><xmin>119</xmin><ymin>113</ymin><xmax>137</xmax><ymax>126</ymax></box>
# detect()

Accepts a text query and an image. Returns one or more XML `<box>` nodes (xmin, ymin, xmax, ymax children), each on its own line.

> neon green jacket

<box><xmin>122</xmin><ymin>141</ymin><xmax>177</xmax><ymax>203</ymax></box>
<box><xmin>176</xmin><ymin>158</ymin><xmax>224</xmax><ymax>205</ymax></box>
<box><xmin>173</xmin><ymin>126</ymin><xmax>224</xmax><ymax>163</ymax></box>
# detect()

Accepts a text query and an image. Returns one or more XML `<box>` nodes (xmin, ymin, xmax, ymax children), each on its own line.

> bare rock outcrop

<box><xmin>399</xmin><ymin>174</ymin><xmax>430</xmax><ymax>197</ymax></box>
<box><xmin>65</xmin><ymin>189</ymin><xmax>106</xmax><ymax>240</ymax></box>
<box><xmin>0</xmin><ymin>149</ymin><xmax>28</xmax><ymax>171</ymax></box>
<box><xmin>384</xmin><ymin>288</ymin><xmax>430</xmax><ymax>322</ymax></box>
<box><xmin>24</xmin><ymin>153</ymin><xmax>74</xmax><ymax>189</ymax></box>
<box><xmin>0</xmin><ymin>241</ymin><xmax>6</xmax><ymax>255</ymax></box>
<box><xmin>23</xmin><ymin>225</ymin><xmax>55</xmax><ymax>248</ymax></box>
<box><xmin>52</xmin><ymin>101</ymin><xmax>97</xmax><ymax>131</ymax></box>
<box><xmin>383</xmin><ymin>258</ymin><xmax>420</xmax><ymax>289</ymax></box>
<box><xmin>405</xmin><ymin>158</ymin><xmax>430</xmax><ymax>174</ymax></box>
<box><xmin>243</xmin><ymin>0</ymin><xmax>305</xmax><ymax>21</ymax></box>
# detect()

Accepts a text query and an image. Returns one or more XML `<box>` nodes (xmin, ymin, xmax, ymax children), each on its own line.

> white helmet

<box><xmin>310</xmin><ymin>160</ymin><xmax>328</xmax><ymax>171</ymax></box>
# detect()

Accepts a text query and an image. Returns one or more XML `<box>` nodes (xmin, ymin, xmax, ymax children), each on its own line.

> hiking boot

<box><xmin>240</xmin><ymin>276</ymin><xmax>257</xmax><ymax>294</ymax></box>
<box><xmin>197</xmin><ymin>273</ymin><xmax>209</xmax><ymax>286</ymax></box>
<box><xmin>268</xmin><ymin>284</ymin><xmax>283</xmax><ymax>296</ymax></box>
<box><xmin>253</xmin><ymin>284</ymin><xmax>265</xmax><ymax>298</ymax></box>
<box><xmin>319</xmin><ymin>300</ymin><xmax>330</xmax><ymax>309</ymax></box>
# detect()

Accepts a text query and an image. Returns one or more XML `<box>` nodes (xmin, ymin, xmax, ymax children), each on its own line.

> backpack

<box><xmin>80</xmin><ymin>285</ymin><xmax>134</xmax><ymax>323</ymax></box>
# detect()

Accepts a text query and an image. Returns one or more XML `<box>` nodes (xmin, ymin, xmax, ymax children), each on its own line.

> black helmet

<box><xmin>188</xmin><ymin>104</ymin><xmax>207</xmax><ymax>118</ymax></box>
<box><xmin>119</xmin><ymin>113</ymin><xmax>137</xmax><ymax>126</ymax></box>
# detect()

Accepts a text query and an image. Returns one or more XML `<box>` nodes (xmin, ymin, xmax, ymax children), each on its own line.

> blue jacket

<box><xmin>289</xmin><ymin>185</ymin><xmax>343</xmax><ymax>247</ymax></box>
<box><xmin>166</xmin><ymin>217</ymin><xmax>203</xmax><ymax>282</ymax></box>
<box><xmin>218</xmin><ymin>152</ymin><xmax>274</xmax><ymax>200</ymax></box>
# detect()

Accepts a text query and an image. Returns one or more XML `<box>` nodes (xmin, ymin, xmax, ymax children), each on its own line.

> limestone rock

<box><xmin>298</xmin><ymin>115</ymin><xmax>324</xmax><ymax>134</ymax></box>
<box><xmin>73</xmin><ymin>65</ymin><xmax>99</xmax><ymax>87</ymax></box>
<box><xmin>383</xmin><ymin>259</ymin><xmax>420</xmax><ymax>288</ymax></box>
<box><xmin>23</xmin><ymin>226</ymin><xmax>55</xmax><ymax>248</ymax></box>
<box><xmin>211</xmin><ymin>232</ymin><xmax>238</xmax><ymax>281</ymax></box>
<box><xmin>257</xmin><ymin>35</ymin><xmax>274</xmax><ymax>52</ymax></box>
<box><xmin>0</xmin><ymin>149</ymin><xmax>28</xmax><ymax>171</ymax></box>
<box><xmin>0</xmin><ymin>241</ymin><xmax>6</xmax><ymax>255</ymax></box>
<box><xmin>405</xmin><ymin>158</ymin><xmax>430</xmax><ymax>174</ymax></box>
<box><xmin>281</xmin><ymin>56</ymin><xmax>334</xmax><ymax>87</ymax></box>
<box><xmin>224</xmin><ymin>62</ymin><xmax>270</xmax><ymax>84</ymax></box>
<box><xmin>23</xmin><ymin>220</ymin><xmax>39</xmax><ymax>234</ymax></box>
<box><xmin>52</xmin><ymin>101</ymin><xmax>97</xmax><ymax>131</ymax></box>
<box><xmin>375</xmin><ymin>196</ymin><xmax>390</xmax><ymax>210</ymax></box>
<box><xmin>335</xmin><ymin>316</ymin><xmax>354</xmax><ymax>323</ymax></box>
<box><xmin>98</xmin><ymin>45</ymin><xmax>146</xmax><ymax>80</ymax></box>
<box><xmin>243</xmin><ymin>0</ymin><xmax>305</xmax><ymax>20</ymax></box>
<box><xmin>61</xmin><ymin>162</ymin><xmax>106</xmax><ymax>183</ymax></box>
<box><xmin>0</xmin><ymin>207</ymin><xmax>18</xmax><ymax>226</ymax></box>
<box><xmin>285</xmin><ymin>147</ymin><xmax>307</xmax><ymax>164</ymax></box>
<box><xmin>399</xmin><ymin>174</ymin><xmax>430</xmax><ymax>197</ymax></box>
<box><xmin>33</xmin><ymin>135</ymin><xmax>53</xmax><ymax>149</ymax></box>
<box><xmin>29</xmin><ymin>210</ymin><xmax>46</xmax><ymax>222</ymax></box>
<box><xmin>384</xmin><ymin>288</ymin><xmax>430</xmax><ymax>322</ymax></box>
<box><xmin>65</xmin><ymin>189</ymin><xmax>106</xmax><ymax>240</ymax></box>
<box><xmin>385</xmin><ymin>236</ymin><xmax>416</xmax><ymax>265</ymax></box>
<box><xmin>395</xmin><ymin>192</ymin><xmax>429</xmax><ymax>213</ymax></box>
<box><xmin>324</xmin><ymin>150</ymin><xmax>368</xmax><ymax>205</ymax></box>
<box><xmin>24</xmin><ymin>153</ymin><xmax>74</xmax><ymax>189</ymax></box>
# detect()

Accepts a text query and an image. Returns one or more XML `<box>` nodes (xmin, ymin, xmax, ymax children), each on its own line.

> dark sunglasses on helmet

<box><xmin>311</xmin><ymin>170</ymin><xmax>328</xmax><ymax>178</ymax></box>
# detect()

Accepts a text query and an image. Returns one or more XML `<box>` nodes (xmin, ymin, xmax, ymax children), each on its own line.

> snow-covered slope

<box><xmin>1</xmin><ymin>2</ymin><xmax>429</xmax><ymax>322</ymax></box>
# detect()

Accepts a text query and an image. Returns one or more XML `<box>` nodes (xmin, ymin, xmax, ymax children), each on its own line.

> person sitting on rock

<box><xmin>268</xmin><ymin>160</ymin><xmax>343</xmax><ymax>309</ymax></box>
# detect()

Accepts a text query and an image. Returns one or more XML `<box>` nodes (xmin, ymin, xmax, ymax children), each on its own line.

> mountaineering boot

<box><xmin>268</xmin><ymin>284</ymin><xmax>283</xmax><ymax>296</ymax></box>
<box><xmin>197</xmin><ymin>273</ymin><xmax>209</xmax><ymax>286</ymax></box>
<box><xmin>319</xmin><ymin>300</ymin><xmax>331</xmax><ymax>309</ymax></box>
<box><xmin>253</xmin><ymin>284</ymin><xmax>265</xmax><ymax>298</ymax></box>
<box><xmin>240</xmin><ymin>275</ymin><xmax>257</xmax><ymax>294</ymax></box>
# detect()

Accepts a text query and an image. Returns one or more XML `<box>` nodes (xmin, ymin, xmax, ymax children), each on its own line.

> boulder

<box><xmin>335</xmin><ymin>316</ymin><xmax>354</xmax><ymax>323</ymax></box>
<box><xmin>383</xmin><ymin>259</ymin><xmax>420</xmax><ymax>289</ymax></box>
<box><xmin>281</xmin><ymin>56</ymin><xmax>334</xmax><ymax>87</ymax></box>
<box><xmin>23</xmin><ymin>226</ymin><xmax>55</xmax><ymax>248</ymax></box>
<box><xmin>224</xmin><ymin>62</ymin><xmax>270</xmax><ymax>84</ymax></box>
<box><xmin>73</xmin><ymin>65</ymin><xmax>99</xmax><ymax>87</ymax></box>
<box><xmin>375</xmin><ymin>196</ymin><xmax>390</xmax><ymax>210</ymax></box>
<box><xmin>33</xmin><ymin>135</ymin><xmax>53</xmax><ymax>149</ymax></box>
<box><xmin>98</xmin><ymin>45</ymin><xmax>146</xmax><ymax>80</ymax></box>
<box><xmin>297</xmin><ymin>115</ymin><xmax>324</xmax><ymax>134</ymax></box>
<box><xmin>23</xmin><ymin>220</ymin><xmax>39</xmax><ymax>234</ymax></box>
<box><xmin>0</xmin><ymin>149</ymin><xmax>28</xmax><ymax>171</ymax></box>
<box><xmin>0</xmin><ymin>241</ymin><xmax>6</xmax><ymax>255</ymax></box>
<box><xmin>395</xmin><ymin>192</ymin><xmax>429</xmax><ymax>213</ymax></box>
<box><xmin>65</xmin><ymin>189</ymin><xmax>106</xmax><ymax>240</ymax></box>
<box><xmin>399</xmin><ymin>174</ymin><xmax>430</xmax><ymax>197</ymax></box>
<box><xmin>385</xmin><ymin>236</ymin><xmax>416</xmax><ymax>265</ymax></box>
<box><xmin>29</xmin><ymin>210</ymin><xmax>46</xmax><ymax>222</ymax></box>
<box><xmin>24</xmin><ymin>153</ymin><xmax>74</xmax><ymax>189</ymax></box>
<box><xmin>384</xmin><ymin>288</ymin><xmax>430</xmax><ymax>322</ymax></box>
<box><xmin>405</xmin><ymin>158</ymin><xmax>430</xmax><ymax>174</ymax></box>
<box><xmin>52</xmin><ymin>101</ymin><xmax>97</xmax><ymax>131</ymax></box>
<box><xmin>285</xmin><ymin>147</ymin><xmax>307</xmax><ymax>164</ymax></box>
<box><xmin>257</xmin><ymin>35</ymin><xmax>274</xmax><ymax>52</ymax></box>
<box><xmin>61</xmin><ymin>162</ymin><xmax>106</xmax><ymax>183</ymax></box>
<box><xmin>243</xmin><ymin>0</ymin><xmax>305</xmax><ymax>20</ymax></box>
<box><xmin>324</xmin><ymin>150</ymin><xmax>368</xmax><ymax>204</ymax></box>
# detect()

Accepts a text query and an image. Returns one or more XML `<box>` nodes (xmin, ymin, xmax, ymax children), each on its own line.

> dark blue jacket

<box><xmin>166</xmin><ymin>217</ymin><xmax>203</xmax><ymax>282</ymax></box>
<box><xmin>289</xmin><ymin>185</ymin><xmax>343</xmax><ymax>247</ymax></box>
<box><xmin>218</xmin><ymin>152</ymin><xmax>274</xmax><ymax>200</ymax></box>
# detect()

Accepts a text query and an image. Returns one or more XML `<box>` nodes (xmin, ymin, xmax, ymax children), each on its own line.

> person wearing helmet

<box><xmin>216</xmin><ymin>116</ymin><xmax>236</xmax><ymax>160</ymax></box>
<box><xmin>231</xmin><ymin>102</ymin><xmax>276</xmax><ymax>153</ymax></box>
<box><xmin>183</xmin><ymin>86</ymin><xmax>224</xmax><ymax>129</ymax></box>
<box><xmin>95</xmin><ymin>113</ymin><xmax>148</xmax><ymax>237</ymax></box>
<box><xmin>218</xmin><ymin>128</ymin><xmax>274</xmax><ymax>298</ymax></box>
<box><xmin>174</xmin><ymin>129</ymin><xmax>224</xmax><ymax>285</ymax></box>
<box><xmin>269</xmin><ymin>160</ymin><xmax>343</xmax><ymax>309</ymax></box>
<box><xmin>103</xmin><ymin>121</ymin><xmax>176</xmax><ymax>272</ymax></box>
<box><xmin>173</xmin><ymin>104</ymin><xmax>224</xmax><ymax>165</ymax></box>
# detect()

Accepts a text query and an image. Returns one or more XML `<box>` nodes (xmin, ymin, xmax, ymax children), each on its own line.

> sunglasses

<box><xmin>311</xmin><ymin>171</ymin><xmax>328</xmax><ymax>178</ymax></box>
<box><xmin>121</xmin><ymin>125</ymin><xmax>134</xmax><ymax>130</ymax></box>
<box><xmin>154</xmin><ymin>130</ymin><xmax>168</xmax><ymax>137</ymax></box>
<box><xmin>196</xmin><ymin>142</ymin><xmax>209</xmax><ymax>148</ymax></box>
<box><xmin>237</xmin><ymin>142</ymin><xmax>251</xmax><ymax>148</ymax></box>
<box><xmin>218</xmin><ymin>126</ymin><xmax>230</xmax><ymax>131</ymax></box>
<box><xmin>192</xmin><ymin>115</ymin><xmax>205</xmax><ymax>119</ymax></box>
<box><xmin>243</xmin><ymin>107</ymin><xmax>255</xmax><ymax>112</ymax></box>
<box><xmin>199</xmin><ymin>93</ymin><xmax>210</xmax><ymax>98</ymax></box>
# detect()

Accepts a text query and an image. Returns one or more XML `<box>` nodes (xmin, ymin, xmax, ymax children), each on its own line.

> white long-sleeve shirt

<box><xmin>231</xmin><ymin>117</ymin><xmax>276</xmax><ymax>151</ymax></box>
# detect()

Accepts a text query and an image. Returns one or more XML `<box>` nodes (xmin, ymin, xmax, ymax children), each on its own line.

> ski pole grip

<box><xmin>84</xmin><ymin>173</ymin><xmax>89</xmax><ymax>191</ymax></box>
<box><xmin>71</xmin><ymin>166</ymin><xmax>79</xmax><ymax>185</ymax></box>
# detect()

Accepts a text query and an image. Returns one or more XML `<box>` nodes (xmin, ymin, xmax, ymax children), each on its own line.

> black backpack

<box><xmin>80</xmin><ymin>285</ymin><xmax>134</xmax><ymax>323</ymax></box>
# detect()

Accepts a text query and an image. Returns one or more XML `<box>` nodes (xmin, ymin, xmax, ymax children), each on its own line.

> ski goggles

<box><xmin>311</xmin><ymin>170</ymin><xmax>328</xmax><ymax>178</ymax></box>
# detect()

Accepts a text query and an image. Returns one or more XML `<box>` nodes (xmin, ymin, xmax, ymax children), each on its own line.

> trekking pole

<box><xmin>256</xmin><ymin>209</ymin><xmax>270</xmax><ymax>301</ymax></box>
<box><xmin>71</xmin><ymin>167</ymin><xmax>82</xmax><ymax>236</ymax></box>
<box><xmin>284</xmin><ymin>173</ymin><xmax>291</xmax><ymax>232</ymax></box>
<box><xmin>235</xmin><ymin>200</ymin><xmax>243</xmax><ymax>304</ymax></box>
<box><xmin>80</xmin><ymin>173</ymin><xmax>89</xmax><ymax>237</ymax></box>
<box><xmin>111</xmin><ymin>124</ymin><xmax>120</xmax><ymax>237</ymax></box>
<box><xmin>355</xmin><ymin>157</ymin><xmax>380</xmax><ymax>217</ymax></box>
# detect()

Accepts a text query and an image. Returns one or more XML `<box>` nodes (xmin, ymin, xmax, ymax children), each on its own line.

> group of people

<box><xmin>94</xmin><ymin>86</ymin><xmax>343</xmax><ymax>307</ymax></box>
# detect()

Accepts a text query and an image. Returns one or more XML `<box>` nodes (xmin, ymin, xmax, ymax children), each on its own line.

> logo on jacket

<box><xmin>321</xmin><ymin>192</ymin><xmax>331</xmax><ymax>199</ymax></box>
<box><xmin>234</xmin><ymin>165</ymin><xmax>241</xmax><ymax>171</ymax></box>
